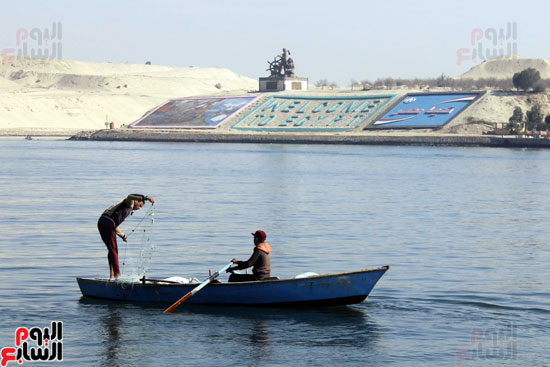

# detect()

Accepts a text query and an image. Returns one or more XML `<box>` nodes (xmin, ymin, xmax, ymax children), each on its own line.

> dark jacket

<box><xmin>234</xmin><ymin>245</ymin><xmax>271</xmax><ymax>279</ymax></box>
<box><xmin>100</xmin><ymin>194</ymin><xmax>145</xmax><ymax>238</ymax></box>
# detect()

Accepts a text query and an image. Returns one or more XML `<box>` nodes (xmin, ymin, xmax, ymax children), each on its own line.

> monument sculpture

<box><xmin>259</xmin><ymin>48</ymin><xmax>307</xmax><ymax>92</ymax></box>
<box><xmin>266</xmin><ymin>48</ymin><xmax>295</xmax><ymax>77</ymax></box>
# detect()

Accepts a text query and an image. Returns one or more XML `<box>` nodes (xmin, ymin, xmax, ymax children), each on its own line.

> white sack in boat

<box><xmin>163</xmin><ymin>276</ymin><xmax>200</xmax><ymax>284</ymax></box>
<box><xmin>294</xmin><ymin>272</ymin><xmax>319</xmax><ymax>279</ymax></box>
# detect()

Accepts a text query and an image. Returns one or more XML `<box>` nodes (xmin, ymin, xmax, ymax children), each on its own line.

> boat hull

<box><xmin>77</xmin><ymin>266</ymin><xmax>389</xmax><ymax>307</ymax></box>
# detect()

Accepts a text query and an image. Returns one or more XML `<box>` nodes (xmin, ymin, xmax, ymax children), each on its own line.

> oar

<box><xmin>163</xmin><ymin>262</ymin><xmax>233</xmax><ymax>313</ymax></box>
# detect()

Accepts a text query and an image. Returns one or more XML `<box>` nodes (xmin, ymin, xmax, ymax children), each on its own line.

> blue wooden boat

<box><xmin>77</xmin><ymin>266</ymin><xmax>389</xmax><ymax>307</ymax></box>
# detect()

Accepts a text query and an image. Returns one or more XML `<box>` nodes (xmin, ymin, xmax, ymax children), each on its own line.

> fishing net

<box><xmin>118</xmin><ymin>205</ymin><xmax>156</xmax><ymax>281</ymax></box>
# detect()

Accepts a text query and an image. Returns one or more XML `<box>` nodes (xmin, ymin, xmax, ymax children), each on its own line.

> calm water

<box><xmin>0</xmin><ymin>138</ymin><xmax>549</xmax><ymax>366</ymax></box>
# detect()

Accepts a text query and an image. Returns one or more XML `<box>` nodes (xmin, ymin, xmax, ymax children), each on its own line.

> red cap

<box><xmin>251</xmin><ymin>230</ymin><xmax>267</xmax><ymax>241</ymax></box>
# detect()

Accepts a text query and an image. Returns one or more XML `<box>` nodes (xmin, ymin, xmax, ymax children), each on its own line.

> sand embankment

<box><xmin>0</xmin><ymin>58</ymin><xmax>257</xmax><ymax>135</ymax></box>
<box><xmin>1</xmin><ymin>57</ymin><xmax>549</xmax><ymax>137</ymax></box>
<box><xmin>458</xmin><ymin>57</ymin><xmax>550</xmax><ymax>80</ymax></box>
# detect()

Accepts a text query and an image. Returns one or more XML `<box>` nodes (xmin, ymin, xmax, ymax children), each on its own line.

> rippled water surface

<box><xmin>0</xmin><ymin>138</ymin><xmax>549</xmax><ymax>366</ymax></box>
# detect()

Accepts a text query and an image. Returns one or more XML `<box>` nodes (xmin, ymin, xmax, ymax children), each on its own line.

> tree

<box><xmin>512</xmin><ymin>68</ymin><xmax>541</xmax><ymax>91</ymax></box>
<box><xmin>315</xmin><ymin>79</ymin><xmax>328</xmax><ymax>89</ymax></box>
<box><xmin>373</xmin><ymin>79</ymin><xmax>384</xmax><ymax>88</ymax></box>
<box><xmin>383</xmin><ymin>77</ymin><xmax>396</xmax><ymax>88</ymax></box>
<box><xmin>509</xmin><ymin>107</ymin><xmax>523</xmax><ymax>123</ymax></box>
<box><xmin>361</xmin><ymin>80</ymin><xmax>372</xmax><ymax>90</ymax></box>
<box><xmin>526</xmin><ymin>104</ymin><xmax>544</xmax><ymax>130</ymax></box>
<box><xmin>533</xmin><ymin>81</ymin><xmax>546</xmax><ymax>93</ymax></box>
<box><xmin>436</xmin><ymin>73</ymin><xmax>449</xmax><ymax>87</ymax></box>
<box><xmin>507</xmin><ymin>106</ymin><xmax>523</xmax><ymax>130</ymax></box>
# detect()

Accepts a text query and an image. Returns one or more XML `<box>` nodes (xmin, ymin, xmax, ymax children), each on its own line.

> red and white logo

<box><xmin>1</xmin><ymin>322</ymin><xmax>63</xmax><ymax>366</ymax></box>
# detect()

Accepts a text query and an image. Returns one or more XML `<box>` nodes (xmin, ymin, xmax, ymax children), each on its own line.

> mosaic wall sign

<box><xmin>232</xmin><ymin>95</ymin><xmax>396</xmax><ymax>131</ymax></box>
<box><xmin>366</xmin><ymin>92</ymin><xmax>484</xmax><ymax>129</ymax></box>
<box><xmin>129</xmin><ymin>96</ymin><xmax>258</xmax><ymax>129</ymax></box>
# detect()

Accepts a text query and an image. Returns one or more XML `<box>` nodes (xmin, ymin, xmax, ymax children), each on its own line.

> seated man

<box><xmin>227</xmin><ymin>230</ymin><xmax>272</xmax><ymax>282</ymax></box>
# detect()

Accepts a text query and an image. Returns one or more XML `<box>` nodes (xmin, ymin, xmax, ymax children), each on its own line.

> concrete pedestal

<box><xmin>259</xmin><ymin>76</ymin><xmax>308</xmax><ymax>92</ymax></box>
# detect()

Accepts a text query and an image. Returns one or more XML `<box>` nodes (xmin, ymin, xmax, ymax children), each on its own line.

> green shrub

<box><xmin>509</xmin><ymin>106</ymin><xmax>523</xmax><ymax>123</ymax></box>
<box><xmin>526</xmin><ymin>104</ymin><xmax>544</xmax><ymax>130</ymax></box>
<box><xmin>512</xmin><ymin>68</ymin><xmax>541</xmax><ymax>91</ymax></box>
<box><xmin>533</xmin><ymin>81</ymin><xmax>546</xmax><ymax>93</ymax></box>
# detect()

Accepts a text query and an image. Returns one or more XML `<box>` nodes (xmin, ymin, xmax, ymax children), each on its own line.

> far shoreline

<box><xmin>0</xmin><ymin>128</ymin><xmax>81</xmax><ymax>137</ymax></box>
<box><xmin>67</xmin><ymin>128</ymin><xmax>550</xmax><ymax>149</ymax></box>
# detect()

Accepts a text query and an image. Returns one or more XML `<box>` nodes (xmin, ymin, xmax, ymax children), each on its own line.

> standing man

<box><xmin>227</xmin><ymin>230</ymin><xmax>272</xmax><ymax>282</ymax></box>
<box><xmin>98</xmin><ymin>194</ymin><xmax>155</xmax><ymax>280</ymax></box>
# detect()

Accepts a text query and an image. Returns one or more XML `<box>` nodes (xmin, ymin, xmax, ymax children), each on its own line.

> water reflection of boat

<box><xmin>77</xmin><ymin>266</ymin><xmax>389</xmax><ymax>307</ymax></box>
<box><xmin>80</xmin><ymin>294</ymin><xmax>380</xmax><ymax>363</ymax></box>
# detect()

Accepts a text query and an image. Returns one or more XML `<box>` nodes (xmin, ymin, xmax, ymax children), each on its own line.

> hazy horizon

<box><xmin>1</xmin><ymin>0</ymin><xmax>549</xmax><ymax>86</ymax></box>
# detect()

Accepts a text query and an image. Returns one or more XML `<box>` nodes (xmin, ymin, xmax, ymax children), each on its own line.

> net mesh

<box><xmin>119</xmin><ymin>206</ymin><xmax>155</xmax><ymax>281</ymax></box>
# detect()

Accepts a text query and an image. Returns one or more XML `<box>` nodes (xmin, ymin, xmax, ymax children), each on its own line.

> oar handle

<box><xmin>164</xmin><ymin>262</ymin><xmax>233</xmax><ymax>313</ymax></box>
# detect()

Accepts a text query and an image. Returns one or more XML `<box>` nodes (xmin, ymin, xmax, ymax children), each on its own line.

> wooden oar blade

<box><xmin>164</xmin><ymin>291</ymin><xmax>192</xmax><ymax>313</ymax></box>
<box><xmin>163</xmin><ymin>262</ymin><xmax>233</xmax><ymax>313</ymax></box>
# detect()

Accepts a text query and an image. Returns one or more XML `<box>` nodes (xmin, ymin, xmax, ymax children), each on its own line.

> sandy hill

<box><xmin>2</xmin><ymin>57</ymin><xmax>549</xmax><ymax>136</ymax></box>
<box><xmin>459</xmin><ymin>57</ymin><xmax>550</xmax><ymax>80</ymax></box>
<box><xmin>0</xmin><ymin>58</ymin><xmax>257</xmax><ymax>133</ymax></box>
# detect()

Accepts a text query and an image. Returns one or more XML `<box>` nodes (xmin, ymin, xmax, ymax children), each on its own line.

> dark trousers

<box><xmin>97</xmin><ymin>216</ymin><xmax>120</xmax><ymax>277</ymax></box>
<box><xmin>228</xmin><ymin>273</ymin><xmax>260</xmax><ymax>282</ymax></box>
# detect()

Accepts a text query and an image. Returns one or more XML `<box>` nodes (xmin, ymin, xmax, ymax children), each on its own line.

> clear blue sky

<box><xmin>1</xmin><ymin>0</ymin><xmax>548</xmax><ymax>86</ymax></box>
